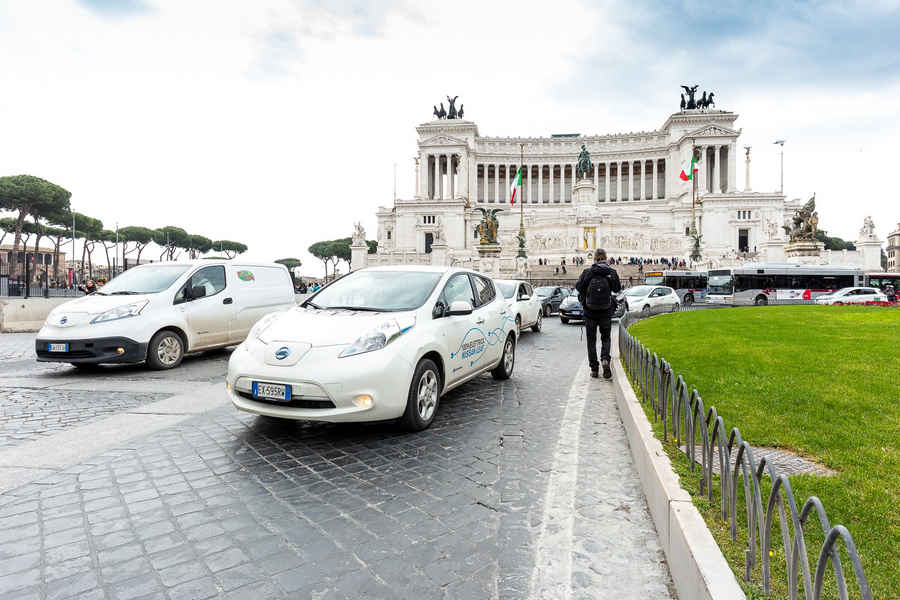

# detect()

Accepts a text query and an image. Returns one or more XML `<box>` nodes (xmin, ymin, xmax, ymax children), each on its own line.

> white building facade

<box><xmin>370</xmin><ymin>106</ymin><xmax>805</xmax><ymax>272</ymax></box>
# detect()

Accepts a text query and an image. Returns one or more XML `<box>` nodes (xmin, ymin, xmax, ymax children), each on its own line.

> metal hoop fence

<box><xmin>617</xmin><ymin>312</ymin><xmax>872</xmax><ymax>600</ymax></box>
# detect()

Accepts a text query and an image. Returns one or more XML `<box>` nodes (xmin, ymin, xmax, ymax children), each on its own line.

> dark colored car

<box><xmin>558</xmin><ymin>294</ymin><xmax>584</xmax><ymax>324</ymax></box>
<box><xmin>534</xmin><ymin>286</ymin><xmax>570</xmax><ymax>316</ymax></box>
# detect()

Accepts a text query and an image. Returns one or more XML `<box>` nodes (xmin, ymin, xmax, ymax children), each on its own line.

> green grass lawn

<box><xmin>629</xmin><ymin>306</ymin><xmax>899</xmax><ymax>599</ymax></box>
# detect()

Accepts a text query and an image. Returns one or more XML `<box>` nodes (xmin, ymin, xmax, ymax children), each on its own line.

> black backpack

<box><xmin>585</xmin><ymin>270</ymin><xmax>612</xmax><ymax>311</ymax></box>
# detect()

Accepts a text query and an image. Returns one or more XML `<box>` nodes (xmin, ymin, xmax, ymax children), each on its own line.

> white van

<box><xmin>36</xmin><ymin>261</ymin><xmax>296</xmax><ymax>369</ymax></box>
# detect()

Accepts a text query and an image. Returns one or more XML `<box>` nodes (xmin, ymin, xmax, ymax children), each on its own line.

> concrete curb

<box><xmin>612</xmin><ymin>357</ymin><xmax>746</xmax><ymax>600</ymax></box>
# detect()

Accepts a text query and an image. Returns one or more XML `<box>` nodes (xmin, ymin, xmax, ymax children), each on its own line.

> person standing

<box><xmin>576</xmin><ymin>248</ymin><xmax>621</xmax><ymax>379</ymax></box>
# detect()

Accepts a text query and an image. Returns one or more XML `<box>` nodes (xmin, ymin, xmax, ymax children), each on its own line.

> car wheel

<box><xmin>754</xmin><ymin>295</ymin><xmax>768</xmax><ymax>306</ymax></box>
<box><xmin>642</xmin><ymin>304</ymin><xmax>651</xmax><ymax>316</ymax></box>
<box><xmin>515</xmin><ymin>314</ymin><xmax>521</xmax><ymax>334</ymax></box>
<box><xmin>491</xmin><ymin>334</ymin><xmax>515</xmax><ymax>380</ymax></box>
<box><xmin>560</xmin><ymin>317</ymin><xmax>569</xmax><ymax>324</ymax></box>
<box><xmin>401</xmin><ymin>358</ymin><xmax>441</xmax><ymax>431</ymax></box>
<box><xmin>531</xmin><ymin>310</ymin><xmax>542</xmax><ymax>332</ymax></box>
<box><xmin>684</xmin><ymin>294</ymin><xmax>694</xmax><ymax>306</ymax></box>
<box><xmin>147</xmin><ymin>330</ymin><xmax>184</xmax><ymax>370</ymax></box>
<box><xmin>543</xmin><ymin>304</ymin><xmax>551</xmax><ymax>317</ymax></box>
<box><xmin>834</xmin><ymin>301</ymin><xmax>843</xmax><ymax>306</ymax></box>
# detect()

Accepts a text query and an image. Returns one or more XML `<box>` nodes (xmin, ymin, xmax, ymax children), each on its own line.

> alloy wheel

<box><xmin>417</xmin><ymin>369</ymin><xmax>438</xmax><ymax>421</ymax></box>
<box><xmin>157</xmin><ymin>335</ymin><xmax>182</xmax><ymax>366</ymax></box>
<box><xmin>503</xmin><ymin>338</ymin><xmax>514</xmax><ymax>373</ymax></box>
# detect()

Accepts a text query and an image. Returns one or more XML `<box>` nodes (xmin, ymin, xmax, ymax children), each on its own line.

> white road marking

<box><xmin>529</xmin><ymin>361</ymin><xmax>592</xmax><ymax>600</ymax></box>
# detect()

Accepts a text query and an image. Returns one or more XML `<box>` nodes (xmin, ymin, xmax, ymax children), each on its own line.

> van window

<box><xmin>175</xmin><ymin>266</ymin><xmax>226</xmax><ymax>304</ymax></box>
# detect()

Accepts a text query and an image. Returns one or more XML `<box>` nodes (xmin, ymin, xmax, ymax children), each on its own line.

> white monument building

<box><xmin>357</xmin><ymin>95</ymin><xmax>881</xmax><ymax>275</ymax></box>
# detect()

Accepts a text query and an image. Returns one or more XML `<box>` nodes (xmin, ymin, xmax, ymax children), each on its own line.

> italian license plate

<box><xmin>252</xmin><ymin>381</ymin><xmax>291</xmax><ymax>401</ymax></box>
<box><xmin>48</xmin><ymin>343</ymin><xmax>69</xmax><ymax>353</ymax></box>
<box><xmin>573</xmin><ymin>311</ymin><xmax>582</xmax><ymax>315</ymax></box>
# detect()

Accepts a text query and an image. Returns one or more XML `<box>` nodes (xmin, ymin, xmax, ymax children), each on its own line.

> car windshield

<box><xmin>309</xmin><ymin>270</ymin><xmax>442</xmax><ymax>311</ymax></box>
<box><xmin>99</xmin><ymin>265</ymin><xmax>190</xmax><ymax>294</ymax></box>
<box><xmin>708</xmin><ymin>274</ymin><xmax>733</xmax><ymax>295</ymax></box>
<box><xmin>624</xmin><ymin>285</ymin><xmax>654</xmax><ymax>297</ymax></box>
<box><xmin>496</xmin><ymin>282</ymin><xmax>517</xmax><ymax>299</ymax></box>
<box><xmin>534</xmin><ymin>286</ymin><xmax>554</xmax><ymax>297</ymax></box>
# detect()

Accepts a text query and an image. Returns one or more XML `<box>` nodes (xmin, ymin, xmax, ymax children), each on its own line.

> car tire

<box><xmin>543</xmin><ymin>304</ymin><xmax>551</xmax><ymax>317</ymax></box>
<box><xmin>642</xmin><ymin>304</ymin><xmax>651</xmax><ymax>316</ymax></box>
<box><xmin>684</xmin><ymin>294</ymin><xmax>694</xmax><ymax>306</ymax></box>
<box><xmin>401</xmin><ymin>358</ymin><xmax>441</xmax><ymax>432</ymax></box>
<box><xmin>531</xmin><ymin>311</ymin><xmax>542</xmax><ymax>332</ymax></box>
<box><xmin>754</xmin><ymin>295</ymin><xmax>768</xmax><ymax>306</ymax></box>
<box><xmin>834</xmin><ymin>301</ymin><xmax>843</xmax><ymax>306</ymax></box>
<box><xmin>491</xmin><ymin>334</ymin><xmax>515</xmax><ymax>381</ymax></box>
<box><xmin>560</xmin><ymin>317</ymin><xmax>569</xmax><ymax>324</ymax></box>
<box><xmin>147</xmin><ymin>330</ymin><xmax>184</xmax><ymax>370</ymax></box>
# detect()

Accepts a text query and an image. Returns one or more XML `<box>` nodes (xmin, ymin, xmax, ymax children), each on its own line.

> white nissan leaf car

<box><xmin>226</xmin><ymin>266</ymin><xmax>518</xmax><ymax>431</ymax></box>
<box><xmin>494</xmin><ymin>279</ymin><xmax>542</xmax><ymax>334</ymax></box>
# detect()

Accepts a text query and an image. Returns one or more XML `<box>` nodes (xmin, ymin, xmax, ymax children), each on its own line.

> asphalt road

<box><xmin>0</xmin><ymin>319</ymin><xmax>673</xmax><ymax>599</ymax></box>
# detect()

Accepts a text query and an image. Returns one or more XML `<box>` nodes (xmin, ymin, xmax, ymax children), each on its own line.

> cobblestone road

<box><xmin>0</xmin><ymin>321</ymin><xmax>674</xmax><ymax>599</ymax></box>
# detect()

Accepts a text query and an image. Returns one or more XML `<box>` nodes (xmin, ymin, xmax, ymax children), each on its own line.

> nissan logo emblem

<box><xmin>274</xmin><ymin>346</ymin><xmax>291</xmax><ymax>360</ymax></box>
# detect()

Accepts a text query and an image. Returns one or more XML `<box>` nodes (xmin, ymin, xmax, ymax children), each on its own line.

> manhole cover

<box><xmin>679</xmin><ymin>445</ymin><xmax>835</xmax><ymax>477</ymax></box>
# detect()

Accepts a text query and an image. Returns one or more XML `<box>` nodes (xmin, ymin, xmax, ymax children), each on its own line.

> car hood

<box><xmin>56</xmin><ymin>293</ymin><xmax>156</xmax><ymax>313</ymax></box>
<box><xmin>260</xmin><ymin>307</ymin><xmax>415</xmax><ymax>346</ymax></box>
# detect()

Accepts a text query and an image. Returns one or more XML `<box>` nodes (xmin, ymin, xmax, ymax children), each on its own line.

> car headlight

<box><xmin>339</xmin><ymin>316</ymin><xmax>415</xmax><ymax>358</ymax></box>
<box><xmin>90</xmin><ymin>300</ymin><xmax>148</xmax><ymax>324</ymax></box>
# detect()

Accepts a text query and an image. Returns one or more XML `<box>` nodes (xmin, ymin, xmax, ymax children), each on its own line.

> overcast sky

<box><xmin>1</xmin><ymin>0</ymin><xmax>898</xmax><ymax>276</ymax></box>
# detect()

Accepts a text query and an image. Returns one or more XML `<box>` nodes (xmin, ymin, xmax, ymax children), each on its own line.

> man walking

<box><xmin>576</xmin><ymin>248</ymin><xmax>621</xmax><ymax>379</ymax></box>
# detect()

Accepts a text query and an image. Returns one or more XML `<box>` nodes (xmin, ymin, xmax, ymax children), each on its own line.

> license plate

<box><xmin>573</xmin><ymin>311</ymin><xmax>582</xmax><ymax>315</ymax></box>
<box><xmin>48</xmin><ymin>343</ymin><xmax>69</xmax><ymax>353</ymax></box>
<box><xmin>252</xmin><ymin>381</ymin><xmax>291</xmax><ymax>401</ymax></box>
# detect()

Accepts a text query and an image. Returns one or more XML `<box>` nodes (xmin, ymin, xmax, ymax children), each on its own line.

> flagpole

<box><xmin>517</xmin><ymin>143</ymin><xmax>527</xmax><ymax>259</ymax></box>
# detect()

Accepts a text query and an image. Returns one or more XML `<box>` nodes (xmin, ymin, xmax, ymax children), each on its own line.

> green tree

<box><xmin>119</xmin><ymin>226</ymin><xmax>154</xmax><ymax>267</ymax></box>
<box><xmin>211</xmin><ymin>240</ymin><xmax>247</xmax><ymax>259</ymax></box>
<box><xmin>187</xmin><ymin>234</ymin><xmax>213</xmax><ymax>259</ymax></box>
<box><xmin>152</xmin><ymin>226</ymin><xmax>189</xmax><ymax>260</ymax></box>
<box><xmin>44</xmin><ymin>224</ymin><xmax>72</xmax><ymax>283</ymax></box>
<box><xmin>74</xmin><ymin>214</ymin><xmax>104</xmax><ymax>280</ymax></box>
<box><xmin>0</xmin><ymin>175</ymin><xmax>71</xmax><ymax>277</ymax></box>
<box><xmin>815</xmin><ymin>230</ymin><xmax>856</xmax><ymax>251</ymax></box>
<box><xmin>309</xmin><ymin>240</ymin><xmax>341</xmax><ymax>280</ymax></box>
<box><xmin>275</xmin><ymin>258</ymin><xmax>302</xmax><ymax>284</ymax></box>
<box><xmin>0</xmin><ymin>216</ymin><xmax>15</xmax><ymax>248</ymax></box>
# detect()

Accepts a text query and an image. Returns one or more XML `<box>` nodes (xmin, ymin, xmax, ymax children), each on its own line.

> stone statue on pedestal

<box><xmin>576</xmin><ymin>144</ymin><xmax>593</xmax><ymax>180</ymax></box>
<box><xmin>433</xmin><ymin>216</ymin><xmax>444</xmax><ymax>243</ymax></box>
<box><xmin>474</xmin><ymin>208</ymin><xmax>502</xmax><ymax>245</ymax></box>
<box><xmin>351</xmin><ymin>222</ymin><xmax>366</xmax><ymax>246</ymax></box>
<box><xmin>783</xmin><ymin>196</ymin><xmax>818</xmax><ymax>242</ymax></box>
<box><xmin>446</xmin><ymin>96</ymin><xmax>458</xmax><ymax>119</ymax></box>
<box><xmin>859</xmin><ymin>216</ymin><xmax>876</xmax><ymax>240</ymax></box>
<box><xmin>680</xmin><ymin>84</ymin><xmax>699</xmax><ymax>109</ymax></box>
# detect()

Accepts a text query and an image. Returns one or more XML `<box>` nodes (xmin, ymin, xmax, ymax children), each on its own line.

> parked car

<box><xmin>558</xmin><ymin>294</ymin><xmax>584</xmax><ymax>324</ymax></box>
<box><xmin>495</xmin><ymin>279</ymin><xmax>542</xmax><ymax>333</ymax></box>
<box><xmin>621</xmin><ymin>285</ymin><xmax>681</xmax><ymax>315</ymax></box>
<box><xmin>534</xmin><ymin>286</ymin><xmax>570</xmax><ymax>316</ymax></box>
<box><xmin>227</xmin><ymin>266</ymin><xmax>518</xmax><ymax>432</ymax></box>
<box><xmin>36</xmin><ymin>261</ymin><xmax>296</xmax><ymax>369</ymax></box>
<box><xmin>814</xmin><ymin>287</ymin><xmax>887</xmax><ymax>305</ymax></box>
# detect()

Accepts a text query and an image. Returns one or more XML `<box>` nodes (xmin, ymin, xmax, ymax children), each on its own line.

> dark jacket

<box><xmin>575</xmin><ymin>262</ymin><xmax>622</xmax><ymax>319</ymax></box>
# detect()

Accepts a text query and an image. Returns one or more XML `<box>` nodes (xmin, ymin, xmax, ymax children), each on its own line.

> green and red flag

<box><xmin>680</xmin><ymin>156</ymin><xmax>698</xmax><ymax>181</ymax></box>
<box><xmin>509</xmin><ymin>167</ymin><xmax>522</xmax><ymax>204</ymax></box>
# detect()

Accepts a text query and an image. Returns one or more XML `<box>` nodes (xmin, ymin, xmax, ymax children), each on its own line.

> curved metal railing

<box><xmin>618</xmin><ymin>312</ymin><xmax>873</xmax><ymax>600</ymax></box>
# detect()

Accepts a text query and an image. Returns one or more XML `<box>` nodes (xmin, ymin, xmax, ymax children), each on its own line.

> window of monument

<box><xmin>387</xmin><ymin>230</ymin><xmax>391</xmax><ymax>240</ymax></box>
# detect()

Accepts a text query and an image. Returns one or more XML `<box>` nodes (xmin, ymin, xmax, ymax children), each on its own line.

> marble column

<box><xmin>494</xmin><ymin>163</ymin><xmax>499</xmax><ymax>204</ymax></box>
<box><xmin>727</xmin><ymin>143</ymin><xmax>737</xmax><ymax>192</ymax></box>
<box><xmin>604</xmin><ymin>163</ymin><xmax>610</xmax><ymax>202</ymax></box>
<box><xmin>549</xmin><ymin>164</ymin><xmax>555</xmax><ymax>203</ymax></box>
<box><xmin>432</xmin><ymin>154</ymin><xmax>438</xmax><ymax>200</ymax></box>
<box><xmin>650</xmin><ymin>159</ymin><xmax>656</xmax><ymax>200</ymax></box>
<box><xmin>593</xmin><ymin>161</ymin><xmax>599</xmax><ymax>202</ymax></box>
<box><xmin>630</xmin><ymin>160</ymin><xmax>636</xmax><ymax>201</ymax></box>
<box><xmin>697</xmin><ymin>147</ymin><xmax>706</xmax><ymax>193</ymax></box>
<box><xmin>538</xmin><ymin>164</ymin><xmax>543</xmax><ymax>203</ymax></box>
<box><xmin>713</xmin><ymin>146</ymin><xmax>721</xmax><ymax>193</ymax></box>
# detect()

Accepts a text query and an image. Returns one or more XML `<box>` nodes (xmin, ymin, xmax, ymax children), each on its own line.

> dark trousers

<box><xmin>585</xmin><ymin>316</ymin><xmax>612</xmax><ymax>371</ymax></box>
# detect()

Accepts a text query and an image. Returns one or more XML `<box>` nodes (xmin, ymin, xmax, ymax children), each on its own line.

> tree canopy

<box><xmin>815</xmin><ymin>230</ymin><xmax>856</xmax><ymax>251</ymax></box>
<box><xmin>212</xmin><ymin>240</ymin><xmax>248</xmax><ymax>259</ymax></box>
<box><xmin>0</xmin><ymin>174</ymin><xmax>71</xmax><ymax>275</ymax></box>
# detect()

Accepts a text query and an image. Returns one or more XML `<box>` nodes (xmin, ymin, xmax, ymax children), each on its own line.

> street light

<box><xmin>773</xmin><ymin>139</ymin><xmax>785</xmax><ymax>194</ymax></box>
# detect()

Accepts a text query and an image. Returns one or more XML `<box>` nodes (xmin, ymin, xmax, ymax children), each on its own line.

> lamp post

<box><xmin>689</xmin><ymin>143</ymin><xmax>702</xmax><ymax>263</ymax></box>
<box><xmin>774</xmin><ymin>139</ymin><xmax>785</xmax><ymax>194</ymax></box>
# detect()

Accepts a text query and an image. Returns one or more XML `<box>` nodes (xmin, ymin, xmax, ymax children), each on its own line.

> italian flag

<box><xmin>680</xmin><ymin>156</ymin><xmax>698</xmax><ymax>181</ymax></box>
<box><xmin>509</xmin><ymin>167</ymin><xmax>522</xmax><ymax>205</ymax></box>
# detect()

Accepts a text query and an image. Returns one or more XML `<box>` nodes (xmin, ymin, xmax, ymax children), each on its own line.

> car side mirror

<box><xmin>519</xmin><ymin>295</ymin><xmax>531</xmax><ymax>301</ymax></box>
<box><xmin>447</xmin><ymin>300</ymin><xmax>473</xmax><ymax>316</ymax></box>
<box><xmin>432</xmin><ymin>301</ymin><xmax>446</xmax><ymax>319</ymax></box>
<box><xmin>190</xmin><ymin>285</ymin><xmax>207</xmax><ymax>299</ymax></box>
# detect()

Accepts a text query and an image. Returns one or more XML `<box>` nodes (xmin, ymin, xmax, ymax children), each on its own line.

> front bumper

<box><xmin>226</xmin><ymin>341</ymin><xmax>415</xmax><ymax>423</ymax></box>
<box><xmin>35</xmin><ymin>337</ymin><xmax>147</xmax><ymax>364</ymax></box>
<box><xmin>559</xmin><ymin>308</ymin><xmax>585</xmax><ymax>321</ymax></box>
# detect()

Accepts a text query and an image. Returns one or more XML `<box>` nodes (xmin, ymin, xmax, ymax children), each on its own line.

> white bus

<box><xmin>706</xmin><ymin>263</ymin><xmax>864</xmax><ymax>306</ymax></box>
<box><xmin>643</xmin><ymin>270</ymin><xmax>708</xmax><ymax>305</ymax></box>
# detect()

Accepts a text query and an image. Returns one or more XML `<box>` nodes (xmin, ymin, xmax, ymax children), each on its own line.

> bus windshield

<box><xmin>644</xmin><ymin>275</ymin><xmax>664</xmax><ymax>286</ymax></box>
<box><xmin>708</xmin><ymin>274</ymin><xmax>733</xmax><ymax>295</ymax></box>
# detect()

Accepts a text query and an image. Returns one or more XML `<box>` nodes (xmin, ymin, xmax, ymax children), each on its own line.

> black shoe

<box><xmin>590</xmin><ymin>370</ymin><xmax>599</xmax><ymax>378</ymax></box>
<box><xmin>602</xmin><ymin>361</ymin><xmax>612</xmax><ymax>379</ymax></box>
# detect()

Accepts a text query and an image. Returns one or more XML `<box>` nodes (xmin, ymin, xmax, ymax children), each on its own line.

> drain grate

<box><xmin>680</xmin><ymin>444</ymin><xmax>836</xmax><ymax>477</ymax></box>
